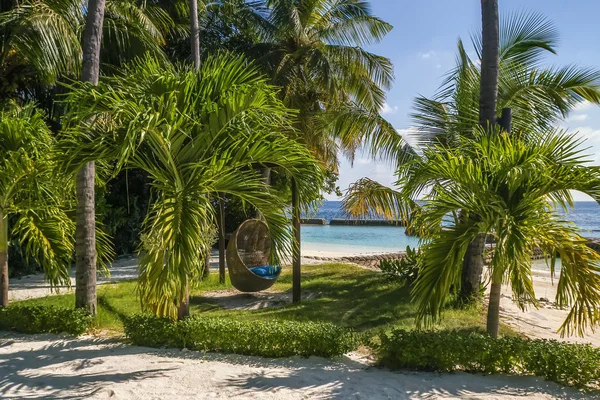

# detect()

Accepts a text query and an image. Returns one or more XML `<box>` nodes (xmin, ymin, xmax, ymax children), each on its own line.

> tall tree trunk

<box><xmin>0</xmin><ymin>211</ymin><xmax>9</xmax><ymax>307</ymax></box>
<box><xmin>478</xmin><ymin>0</ymin><xmax>500</xmax><ymax>128</ymax></box>
<box><xmin>292</xmin><ymin>179</ymin><xmax>301</xmax><ymax>303</ymax></box>
<box><xmin>177</xmin><ymin>0</ymin><xmax>201</xmax><ymax>319</ymax></box>
<box><xmin>486</xmin><ymin>280</ymin><xmax>502</xmax><ymax>338</ymax></box>
<box><xmin>75</xmin><ymin>0</ymin><xmax>106</xmax><ymax>315</ymax></box>
<box><xmin>177</xmin><ymin>278</ymin><xmax>190</xmax><ymax>319</ymax></box>
<box><xmin>189</xmin><ymin>0</ymin><xmax>201</xmax><ymax>69</ymax></box>
<box><xmin>461</xmin><ymin>0</ymin><xmax>500</xmax><ymax>302</ymax></box>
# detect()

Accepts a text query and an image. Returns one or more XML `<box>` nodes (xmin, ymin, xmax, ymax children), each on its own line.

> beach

<box><xmin>0</xmin><ymin>332</ymin><xmax>593</xmax><ymax>400</ymax></box>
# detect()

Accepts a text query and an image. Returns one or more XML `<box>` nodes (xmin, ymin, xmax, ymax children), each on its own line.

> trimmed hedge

<box><xmin>0</xmin><ymin>304</ymin><xmax>92</xmax><ymax>335</ymax></box>
<box><xmin>123</xmin><ymin>314</ymin><xmax>359</xmax><ymax>358</ymax></box>
<box><xmin>374</xmin><ymin>329</ymin><xmax>600</xmax><ymax>389</ymax></box>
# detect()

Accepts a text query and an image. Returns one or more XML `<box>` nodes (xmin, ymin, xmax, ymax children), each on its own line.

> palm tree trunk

<box><xmin>486</xmin><ymin>280</ymin><xmax>502</xmax><ymax>338</ymax></box>
<box><xmin>177</xmin><ymin>278</ymin><xmax>190</xmax><ymax>319</ymax></box>
<box><xmin>462</xmin><ymin>0</ymin><xmax>500</xmax><ymax>302</ymax></box>
<box><xmin>75</xmin><ymin>0</ymin><xmax>106</xmax><ymax>315</ymax></box>
<box><xmin>189</xmin><ymin>0</ymin><xmax>201</xmax><ymax>69</ymax></box>
<box><xmin>0</xmin><ymin>211</ymin><xmax>9</xmax><ymax>307</ymax></box>
<box><xmin>479</xmin><ymin>0</ymin><xmax>500</xmax><ymax>128</ymax></box>
<box><xmin>292</xmin><ymin>179</ymin><xmax>301</xmax><ymax>303</ymax></box>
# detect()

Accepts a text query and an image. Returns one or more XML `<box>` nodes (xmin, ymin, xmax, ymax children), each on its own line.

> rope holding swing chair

<box><xmin>227</xmin><ymin>219</ymin><xmax>282</xmax><ymax>292</ymax></box>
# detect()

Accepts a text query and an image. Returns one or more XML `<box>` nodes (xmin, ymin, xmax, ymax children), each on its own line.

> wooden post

<box><xmin>292</xmin><ymin>179</ymin><xmax>301</xmax><ymax>303</ymax></box>
<box><xmin>218</xmin><ymin>197</ymin><xmax>226</xmax><ymax>284</ymax></box>
<box><xmin>499</xmin><ymin>107</ymin><xmax>512</xmax><ymax>133</ymax></box>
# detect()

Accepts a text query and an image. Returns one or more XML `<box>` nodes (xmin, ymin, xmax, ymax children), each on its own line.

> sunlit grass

<box><xmin>16</xmin><ymin>263</ymin><xmax>515</xmax><ymax>338</ymax></box>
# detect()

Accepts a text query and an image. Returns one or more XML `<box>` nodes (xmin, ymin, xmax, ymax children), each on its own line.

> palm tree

<box><xmin>75</xmin><ymin>0</ymin><xmax>106</xmax><ymax>316</ymax></box>
<box><xmin>189</xmin><ymin>0</ymin><xmax>201</xmax><ymax>68</ymax></box>
<box><xmin>60</xmin><ymin>54</ymin><xmax>324</xmax><ymax>319</ymax></box>
<box><xmin>346</xmin><ymin>127</ymin><xmax>600</xmax><ymax>338</ymax></box>
<box><xmin>0</xmin><ymin>104</ymin><xmax>76</xmax><ymax>306</ymax></box>
<box><xmin>250</xmin><ymin>0</ymin><xmax>407</xmax><ymax>170</ymax></box>
<box><xmin>411</xmin><ymin>12</ymin><xmax>600</xmax><ymax>301</ymax></box>
<box><xmin>0</xmin><ymin>0</ymin><xmax>174</xmax><ymax>104</ymax></box>
<box><xmin>247</xmin><ymin>0</ymin><xmax>410</xmax><ymax>301</ymax></box>
<box><xmin>406</xmin><ymin>128</ymin><xmax>600</xmax><ymax>338</ymax></box>
<box><xmin>462</xmin><ymin>0</ymin><xmax>500</xmax><ymax>304</ymax></box>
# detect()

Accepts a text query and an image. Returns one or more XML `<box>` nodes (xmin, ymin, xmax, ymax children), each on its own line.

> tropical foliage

<box><xmin>0</xmin><ymin>0</ymin><xmax>173</xmax><ymax>103</ymax></box>
<box><xmin>349</xmin><ymin>127</ymin><xmax>600</xmax><ymax>337</ymax></box>
<box><xmin>60</xmin><ymin>54</ymin><xmax>324</xmax><ymax>318</ymax></box>
<box><xmin>0</xmin><ymin>104</ymin><xmax>75</xmax><ymax>304</ymax></box>
<box><xmin>412</xmin><ymin>12</ymin><xmax>600</xmax><ymax>145</ymax></box>
<box><xmin>250</xmin><ymin>0</ymin><xmax>407</xmax><ymax>169</ymax></box>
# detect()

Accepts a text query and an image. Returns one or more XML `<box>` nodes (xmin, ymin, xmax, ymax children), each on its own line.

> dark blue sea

<box><xmin>300</xmin><ymin>201</ymin><xmax>600</xmax><ymax>252</ymax></box>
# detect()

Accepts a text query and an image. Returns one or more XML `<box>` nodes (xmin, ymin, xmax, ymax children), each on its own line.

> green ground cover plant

<box><xmin>374</xmin><ymin>329</ymin><xmax>600</xmax><ymax>389</ymax></box>
<box><xmin>0</xmin><ymin>304</ymin><xmax>91</xmax><ymax>335</ymax></box>
<box><xmin>124</xmin><ymin>314</ymin><xmax>359</xmax><ymax>358</ymax></box>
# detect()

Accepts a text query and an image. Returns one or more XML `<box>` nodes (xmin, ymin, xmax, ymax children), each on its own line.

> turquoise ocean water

<box><xmin>301</xmin><ymin>201</ymin><xmax>600</xmax><ymax>253</ymax></box>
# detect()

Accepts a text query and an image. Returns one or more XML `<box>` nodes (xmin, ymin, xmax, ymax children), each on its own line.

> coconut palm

<box><xmin>412</xmin><ymin>12</ymin><xmax>600</xmax><ymax>144</ymax></box>
<box><xmin>75</xmin><ymin>0</ymin><xmax>106</xmax><ymax>317</ymax></box>
<box><xmin>411</xmin><ymin>12</ymin><xmax>600</xmax><ymax>301</ymax></box>
<box><xmin>248</xmin><ymin>0</ymin><xmax>408</xmax><ymax>169</ymax></box>
<box><xmin>60</xmin><ymin>54</ymin><xmax>324</xmax><ymax>319</ymax></box>
<box><xmin>461</xmin><ymin>0</ymin><xmax>500</xmax><ymax>304</ymax></box>
<box><xmin>0</xmin><ymin>104</ymin><xmax>75</xmax><ymax>306</ymax></box>
<box><xmin>407</xmin><ymin>127</ymin><xmax>600</xmax><ymax>338</ymax></box>
<box><xmin>0</xmin><ymin>0</ymin><xmax>174</xmax><ymax>104</ymax></box>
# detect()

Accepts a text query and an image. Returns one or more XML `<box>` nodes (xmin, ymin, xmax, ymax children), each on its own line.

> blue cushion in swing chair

<box><xmin>249</xmin><ymin>265</ymin><xmax>282</xmax><ymax>279</ymax></box>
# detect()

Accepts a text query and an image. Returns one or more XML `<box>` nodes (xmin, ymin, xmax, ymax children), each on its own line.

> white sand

<box><xmin>0</xmin><ymin>332</ymin><xmax>593</xmax><ymax>400</ymax></box>
<box><xmin>499</xmin><ymin>269</ymin><xmax>600</xmax><ymax>347</ymax></box>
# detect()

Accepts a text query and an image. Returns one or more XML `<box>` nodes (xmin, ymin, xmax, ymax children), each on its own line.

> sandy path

<box><xmin>498</xmin><ymin>269</ymin><xmax>600</xmax><ymax>347</ymax></box>
<box><xmin>0</xmin><ymin>333</ymin><xmax>593</xmax><ymax>400</ymax></box>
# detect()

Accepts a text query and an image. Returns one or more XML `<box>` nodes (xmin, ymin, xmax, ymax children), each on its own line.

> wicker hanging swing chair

<box><xmin>227</xmin><ymin>219</ymin><xmax>282</xmax><ymax>292</ymax></box>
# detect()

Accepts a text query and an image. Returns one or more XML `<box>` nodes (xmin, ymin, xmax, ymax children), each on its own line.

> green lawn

<box><xmin>17</xmin><ymin>263</ymin><xmax>514</xmax><ymax>338</ymax></box>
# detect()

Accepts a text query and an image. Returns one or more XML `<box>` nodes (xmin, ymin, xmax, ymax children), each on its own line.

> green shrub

<box><xmin>378</xmin><ymin>246</ymin><xmax>421</xmax><ymax>286</ymax></box>
<box><xmin>123</xmin><ymin>314</ymin><xmax>359</xmax><ymax>358</ymax></box>
<box><xmin>0</xmin><ymin>304</ymin><xmax>92</xmax><ymax>335</ymax></box>
<box><xmin>374</xmin><ymin>329</ymin><xmax>600</xmax><ymax>389</ymax></box>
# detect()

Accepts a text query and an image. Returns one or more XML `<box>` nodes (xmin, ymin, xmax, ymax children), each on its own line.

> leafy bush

<box><xmin>378</xmin><ymin>246</ymin><xmax>421</xmax><ymax>286</ymax></box>
<box><xmin>124</xmin><ymin>314</ymin><xmax>359</xmax><ymax>358</ymax></box>
<box><xmin>0</xmin><ymin>304</ymin><xmax>92</xmax><ymax>335</ymax></box>
<box><xmin>374</xmin><ymin>329</ymin><xmax>600</xmax><ymax>389</ymax></box>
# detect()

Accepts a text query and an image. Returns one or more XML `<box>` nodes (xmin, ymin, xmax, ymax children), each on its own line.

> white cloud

<box><xmin>380</xmin><ymin>102</ymin><xmax>399</xmax><ymax>115</ymax></box>
<box><xmin>567</xmin><ymin>114</ymin><xmax>588</xmax><ymax>122</ymax></box>
<box><xmin>419</xmin><ymin>51</ymin><xmax>436</xmax><ymax>60</ymax></box>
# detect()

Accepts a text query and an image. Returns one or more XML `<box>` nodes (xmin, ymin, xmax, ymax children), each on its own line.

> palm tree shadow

<box><xmin>0</xmin><ymin>334</ymin><xmax>174</xmax><ymax>400</ymax></box>
<box><xmin>224</xmin><ymin>362</ymin><xmax>593</xmax><ymax>400</ymax></box>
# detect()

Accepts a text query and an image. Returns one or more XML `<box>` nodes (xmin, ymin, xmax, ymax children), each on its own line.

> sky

<box><xmin>329</xmin><ymin>0</ymin><xmax>600</xmax><ymax>201</ymax></box>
